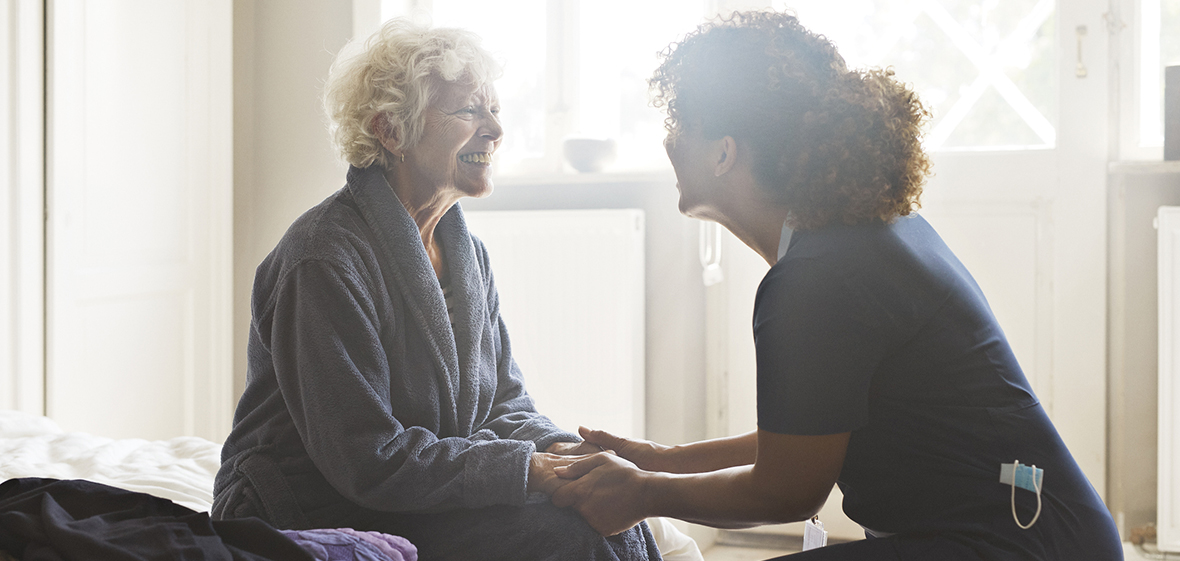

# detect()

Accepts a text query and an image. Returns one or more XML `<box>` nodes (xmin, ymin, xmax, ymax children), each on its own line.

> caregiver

<box><xmin>551</xmin><ymin>10</ymin><xmax>1123</xmax><ymax>561</ymax></box>
<box><xmin>211</xmin><ymin>19</ymin><xmax>661</xmax><ymax>561</ymax></box>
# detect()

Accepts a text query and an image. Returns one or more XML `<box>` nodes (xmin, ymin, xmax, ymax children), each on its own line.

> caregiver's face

<box><xmin>408</xmin><ymin>80</ymin><xmax>503</xmax><ymax>199</ymax></box>
<box><xmin>664</xmin><ymin>127</ymin><xmax>716</xmax><ymax>218</ymax></box>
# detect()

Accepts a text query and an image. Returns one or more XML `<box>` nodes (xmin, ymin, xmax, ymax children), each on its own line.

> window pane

<box><xmin>1143</xmin><ymin>0</ymin><xmax>1180</xmax><ymax>147</ymax></box>
<box><xmin>780</xmin><ymin>0</ymin><xmax>1057</xmax><ymax>151</ymax></box>
<box><xmin>1165</xmin><ymin>1</ymin><xmax>1180</xmax><ymax>69</ymax></box>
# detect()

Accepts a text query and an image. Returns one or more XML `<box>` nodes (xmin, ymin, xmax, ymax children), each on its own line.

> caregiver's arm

<box><xmin>580</xmin><ymin>427</ymin><xmax>757</xmax><ymax>473</ymax></box>
<box><xmin>552</xmin><ymin>429</ymin><xmax>849</xmax><ymax>536</ymax></box>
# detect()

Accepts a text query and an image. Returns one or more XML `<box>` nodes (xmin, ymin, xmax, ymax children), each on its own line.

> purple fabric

<box><xmin>334</xmin><ymin>528</ymin><xmax>416</xmax><ymax>561</ymax></box>
<box><xmin>281</xmin><ymin>528</ymin><xmax>416</xmax><ymax>561</ymax></box>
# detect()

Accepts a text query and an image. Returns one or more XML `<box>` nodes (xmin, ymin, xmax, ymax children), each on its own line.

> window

<box><xmin>778</xmin><ymin>0</ymin><xmax>1058</xmax><ymax>151</ymax></box>
<box><xmin>377</xmin><ymin>0</ymin><xmax>1069</xmax><ymax>174</ymax></box>
<box><xmin>1139</xmin><ymin>0</ymin><xmax>1180</xmax><ymax>148</ymax></box>
<box><xmin>380</xmin><ymin>0</ymin><xmax>706</xmax><ymax>175</ymax></box>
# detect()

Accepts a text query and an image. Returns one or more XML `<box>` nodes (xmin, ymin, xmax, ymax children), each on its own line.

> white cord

<box><xmin>698</xmin><ymin>222</ymin><xmax>724</xmax><ymax>286</ymax></box>
<box><xmin>1011</xmin><ymin>460</ymin><xmax>1042</xmax><ymax>529</ymax></box>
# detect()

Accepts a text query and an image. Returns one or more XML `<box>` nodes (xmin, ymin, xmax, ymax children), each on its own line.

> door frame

<box><xmin>1</xmin><ymin>0</ymin><xmax>46</xmax><ymax>415</ymax></box>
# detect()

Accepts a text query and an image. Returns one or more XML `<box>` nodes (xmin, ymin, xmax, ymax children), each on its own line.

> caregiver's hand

<box><xmin>551</xmin><ymin>453</ymin><xmax>652</xmax><ymax>536</ymax></box>
<box><xmin>578</xmin><ymin>426</ymin><xmax>674</xmax><ymax>472</ymax></box>
<box><xmin>547</xmin><ymin>440</ymin><xmax>607</xmax><ymax>456</ymax></box>
<box><xmin>527</xmin><ymin>452</ymin><xmax>584</xmax><ymax>496</ymax></box>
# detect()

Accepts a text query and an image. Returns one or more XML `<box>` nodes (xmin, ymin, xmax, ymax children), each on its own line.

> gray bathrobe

<box><xmin>212</xmin><ymin>165</ymin><xmax>660</xmax><ymax>560</ymax></box>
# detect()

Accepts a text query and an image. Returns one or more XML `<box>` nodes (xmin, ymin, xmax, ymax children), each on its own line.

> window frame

<box><xmin>357</xmin><ymin>0</ymin><xmax>707</xmax><ymax>180</ymax></box>
<box><xmin>356</xmin><ymin>0</ymin><xmax>1170</xmax><ymax>169</ymax></box>
<box><xmin>1116</xmin><ymin>0</ymin><xmax>1167</xmax><ymax>160</ymax></box>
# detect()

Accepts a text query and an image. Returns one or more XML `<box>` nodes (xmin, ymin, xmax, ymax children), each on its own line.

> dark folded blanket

<box><xmin>0</xmin><ymin>477</ymin><xmax>314</xmax><ymax>560</ymax></box>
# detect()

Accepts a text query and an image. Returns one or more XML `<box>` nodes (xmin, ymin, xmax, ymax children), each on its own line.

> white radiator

<box><xmin>464</xmin><ymin>209</ymin><xmax>646</xmax><ymax>439</ymax></box>
<box><xmin>1158</xmin><ymin>206</ymin><xmax>1180</xmax><ymax>552</ymax></box>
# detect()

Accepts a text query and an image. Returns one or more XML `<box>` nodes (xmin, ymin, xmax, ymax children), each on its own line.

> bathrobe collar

<box><xmin>344</xmin><ymin>164</ymin><xmax>488</xmax><ymax>430</ymax></box>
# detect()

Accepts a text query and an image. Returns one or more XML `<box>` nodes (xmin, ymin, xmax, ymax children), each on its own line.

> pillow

<box><xmin>0</xmin><ymin>410</ymin><xmax>63</xmax><ymax>438</ymax></box>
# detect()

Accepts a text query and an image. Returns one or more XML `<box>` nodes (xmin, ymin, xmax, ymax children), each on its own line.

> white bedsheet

<box><xmin>0</xmin><ymin>410</ymin><xmax>221</xmax><ymax>512</ymax></box>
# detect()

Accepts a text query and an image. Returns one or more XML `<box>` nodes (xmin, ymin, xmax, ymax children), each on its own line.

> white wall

<box><xmin>232</xmin><ymin>0</ymin><xmax>353</xmax><ymax>399</ymax></box>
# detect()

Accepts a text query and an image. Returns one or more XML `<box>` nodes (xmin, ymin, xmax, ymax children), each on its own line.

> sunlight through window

<box><xmin>381</xmin><ymin>1</ymin><xmax>706</xmax><ymax>175</ymax></box>
<box><xmin>779</xmin><ymin>0</ymin><xmax>1057</xmax><ymax>151</ymax></box>
<box><xmin>376</xmin><ymin>0</ymin><xmax>1072</xmax><ymax>172</ymax></box>
<box><xmin>1141</xmin><ymin>0</ymin><xmax>1180</xmax><ymax>147</ymax></box>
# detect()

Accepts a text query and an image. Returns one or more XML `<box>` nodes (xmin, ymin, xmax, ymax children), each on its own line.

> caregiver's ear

<box><xmin>715</xmin><ymin>135</ymin><xmax>738</xmax><ymax>177</ymax></box>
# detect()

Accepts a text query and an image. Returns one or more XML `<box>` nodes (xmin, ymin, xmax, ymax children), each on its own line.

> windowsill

<box><xmin>1109</xmin><ymin>160</ymin><xmax>1180</xmax><ymax>174</ymax></box>
<box><xmin>494</xmin><ymin>169</ymin><xmax>676</xmax><ymax>188</ymax></box>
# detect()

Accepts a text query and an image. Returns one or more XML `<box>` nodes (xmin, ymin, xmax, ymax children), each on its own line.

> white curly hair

<box><xmin>323</xmin><ymin>19</ymin><xmax>502</xmax><ymax>169</ymax></box>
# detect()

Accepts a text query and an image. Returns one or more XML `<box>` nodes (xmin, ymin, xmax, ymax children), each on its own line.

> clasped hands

<box><xmin>527</xmin><ymin>427</ymin><xmax>670</xmax><ymax>536</ymax></box>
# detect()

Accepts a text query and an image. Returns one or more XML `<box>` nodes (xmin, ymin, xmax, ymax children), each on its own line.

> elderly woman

<box><xmin>211</xmin><ymin>20</ymin><xmax>661</xmax><ymax>560</ymax></box>
<box><xmin>550</xmin><ymin>11</ymin><xmax>1123</xmax><ymax>561</ymax></box>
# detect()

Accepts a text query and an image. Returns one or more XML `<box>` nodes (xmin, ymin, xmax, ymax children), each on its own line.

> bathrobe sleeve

<box><xmin>473</xmin><ymin>243</ymin><xmax>581</xmax><ymax>453</ymax></box>
<box><xmin>265</xmin><ymin>256</ymin><xmax>533</xmax><ymax>513</ymax></box>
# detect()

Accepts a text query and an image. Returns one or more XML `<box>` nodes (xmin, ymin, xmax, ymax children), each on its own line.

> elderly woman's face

<box><xmin>406</xmin><ymin>80</ymin><xmax>503</xmax><ymax>199</ymax></box>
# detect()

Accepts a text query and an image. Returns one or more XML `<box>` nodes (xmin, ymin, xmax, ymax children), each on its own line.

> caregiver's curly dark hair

<box><xmin>651</xmin><ymin>10</ymin><xmax>932</xmax><ymax>230</ymax></box>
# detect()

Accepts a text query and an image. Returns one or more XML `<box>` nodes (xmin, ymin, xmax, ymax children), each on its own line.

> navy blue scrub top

<box><xmin>754</xmin><ymin>214</ymin><xmax>1121</xmax><ymax>560</ymax></box>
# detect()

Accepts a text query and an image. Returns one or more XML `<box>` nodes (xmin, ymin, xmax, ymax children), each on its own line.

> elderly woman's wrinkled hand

<box><xmin>550</xmin><ymin>453</ymin><xmax>652</xmax><ymax>537</ymax></box>
<box><xmin>526</xmin><ymin>452</ymin><xmax>588</xmax><ymax>496</ymax></box>
<box><xmin>546</xmin><ymin>440</ymin><xmax>609</xmax><ymax>456</ymax></box>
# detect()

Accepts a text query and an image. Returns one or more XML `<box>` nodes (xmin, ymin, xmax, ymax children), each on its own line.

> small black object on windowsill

<box><xmin>1168</xmin><ymin>65</ymin><xmax>1180</xmax><ymax>161</ymax></box>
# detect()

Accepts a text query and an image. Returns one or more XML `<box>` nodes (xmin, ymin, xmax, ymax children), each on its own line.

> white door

<box><xmin>46</xmin><ymin>0</ymin><xmax>233</xmax><ymax>441</ymax></box>
<box><xmin>1</xmin><ymin>0</ymin><xmax>46</xmax><ymax>415</ymax></box>
<box><xmin>709</xmin><ymin>0</ymin><xmax>1111</xmax><ymax>540</ymax></box>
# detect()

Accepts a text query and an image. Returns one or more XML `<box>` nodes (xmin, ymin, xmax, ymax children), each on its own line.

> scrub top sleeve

<box><xmin>754</xmin><ymin>257</ymin><xmax>896</xmax><ymax>436</ymax></box>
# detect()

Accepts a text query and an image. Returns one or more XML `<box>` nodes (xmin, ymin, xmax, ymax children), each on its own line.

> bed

<box><xmin>0</xmin><ymin>410</ymin><xmax>701</xmax><ymax>561</ymax></box>
<box><xmin>0</xmin><ymin>409</ymin><xmax>221</xmax><ymax>513</ymax></box>
<box><xmin>0</xmin><ymin>409</ymin><xmax>415</xmax><ymax>560</ymax></box>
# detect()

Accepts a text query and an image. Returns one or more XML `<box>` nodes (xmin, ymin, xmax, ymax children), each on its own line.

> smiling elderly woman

<box><xmin>210</xmin><ymin>20</ymin><xmax>661</xmax><ymax>560</ymax></box>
